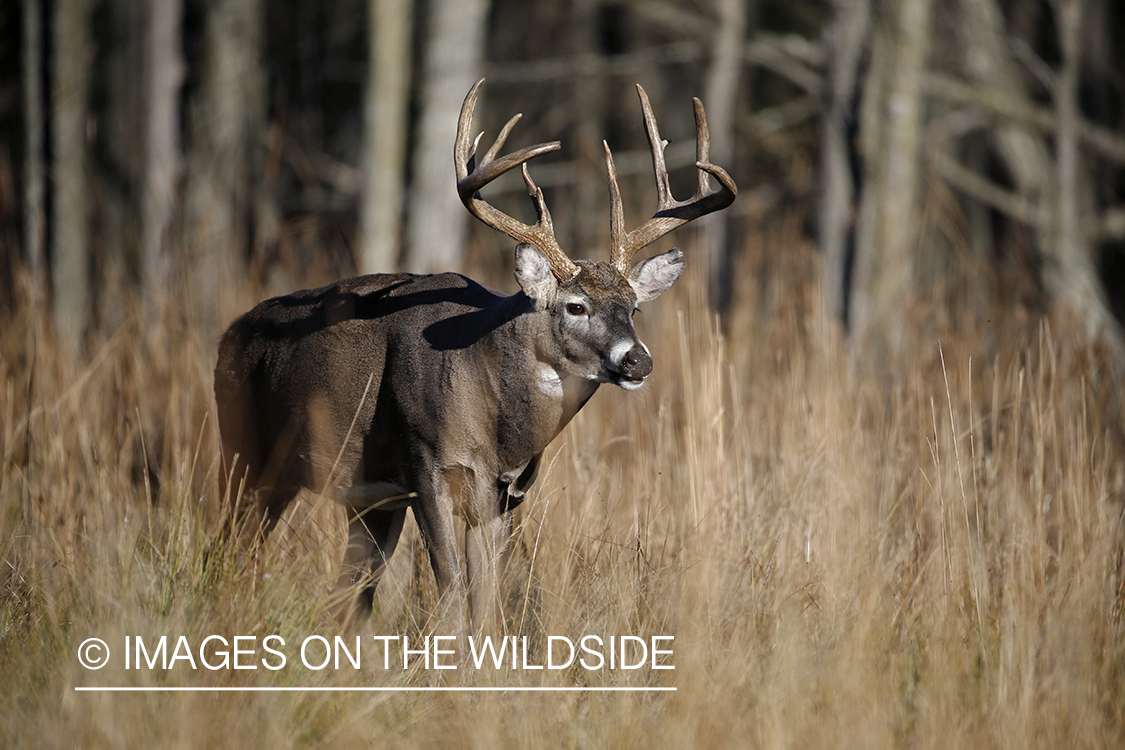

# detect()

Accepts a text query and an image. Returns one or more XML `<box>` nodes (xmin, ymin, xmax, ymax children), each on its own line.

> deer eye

<box><xmin>565</xmin><ymin>302</ymin><xmax>588</xmax><ymax>317</ymax></box>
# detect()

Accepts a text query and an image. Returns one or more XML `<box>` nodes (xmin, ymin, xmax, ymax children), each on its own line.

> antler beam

<box><xmin>455</xmin><ymin>79</ymin><xmax>580</xmax><ymax>281</ymax></box>
<box><xmin>606</xmin><ymin>85</ymin><xmax>739</xmax><ymax>274</ymax></box>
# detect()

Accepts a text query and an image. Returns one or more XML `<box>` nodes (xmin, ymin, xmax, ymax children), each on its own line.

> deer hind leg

<box><xmin>217</xmin><ymin>392</ymin><xmax>306</xmax><ymax>550</ymax></box>
<box><xmin>214</xmin><ymin>455</ymin><xmax>299</xmax><ymax>589</ymax></box>
<box><xmin>218</xmin><ymin>443</ymin><xmax>298</xmax><ymax>549</ymax></box>
<box><xmin>336</xmin><ymin>507</ymin><xmax>408</xmax><ymax>621</ymax></box>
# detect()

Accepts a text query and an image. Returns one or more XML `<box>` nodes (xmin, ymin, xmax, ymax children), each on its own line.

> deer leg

<box><xmin>412</xmin><ymin>478</ymin><xmax>466</xmax><ymax>629</ymax></box>
<box><xmin>219</xmin><ymin>408</ymin><xmax>304</xmax><ymax>549</ymax></box>
<box><xmin>465</xmin><ymin>509</ymin><xmax>514</xmax><ymax>635</ymax></box>
<box><xmin>227</xmin><ymin>482</ymin><xmax>297</xmax><ymax>549</ymax></box>
<box><xmin>336</xmin><ymin>508</ymin><xmax>407</xmax><ymax>618</ymax></box>
<box><xmin>218</xmin><ymin>444</ymin><xmax>269</xmax><ymax>545</ymax></box>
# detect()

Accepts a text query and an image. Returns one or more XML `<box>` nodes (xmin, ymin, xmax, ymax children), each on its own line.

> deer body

<box><xmin>215</xmin><ymin>80</ymin><xmax>735</xmax><ymax>630</ymax></box>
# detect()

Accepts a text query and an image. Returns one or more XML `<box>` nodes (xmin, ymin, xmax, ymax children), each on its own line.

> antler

<box><xmin>605</xmin><ymin>85</ymin><xmax>738</xmax><ymax>274</ymax></box>
<box><xmin>455</xmin><ymin>79</ymin><xmax>580</xmax><ymax>281</ymax></box>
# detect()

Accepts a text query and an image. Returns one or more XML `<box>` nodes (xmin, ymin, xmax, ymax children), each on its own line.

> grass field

<box><xmin>3</xmin><ymin>224</ymin><xmax>1124</xmax><ymax>748</ymax></box>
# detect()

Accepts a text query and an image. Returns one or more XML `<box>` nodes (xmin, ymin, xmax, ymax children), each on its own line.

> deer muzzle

<box><xmin>606</xmin><ymin>342</ymin><xmax>652</xmax><ymax>390</ymax></box>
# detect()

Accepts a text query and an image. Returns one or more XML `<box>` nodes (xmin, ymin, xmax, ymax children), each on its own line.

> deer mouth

<box><xmin>601</xmin><ymin>366</ymin><xmax>648</xmax><ymax>390</ymax></box>
<box><xmin>616</xmin><ymin>374</ymin><xmax>646</xmax><ymax>390</ymax></box>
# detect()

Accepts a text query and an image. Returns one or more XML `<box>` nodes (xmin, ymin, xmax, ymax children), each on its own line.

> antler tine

<box><xmin>521</xmin><ymin>163</ymin><xmax>555</xmax><ymax>232</ymax></box>
<box><xmin>455</xmin><ymin>79</ymin><xmax>579</xmax><ymax>281</ymax></box>
<box><xmin>638</xmin><ymin>85</ymin><xmax>673</xmax><ymax>211</ymax></box>
<box><xmin>604</xmin><ymin>141</ymin><xmax>627</xmax><ymax>263</ymax></box>
<box><xmin>692</xmin><ymin>97</ymin><xmax>712</xmax><ymax>196</ymax></box>
<box><xmin>608</xmin><ymin>85</ymin><xmax>739</xmax><ymax>274</ymax></box>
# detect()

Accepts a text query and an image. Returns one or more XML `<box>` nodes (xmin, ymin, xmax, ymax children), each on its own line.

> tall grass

<box><xmin>2</xmin><ymin>223</ymin><xmax>1124</xmax><ymax>748</ymax></box>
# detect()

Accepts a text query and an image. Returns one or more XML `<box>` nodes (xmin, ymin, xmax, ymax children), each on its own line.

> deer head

<box><xmin>455</xmin><ymin>79</ymin><xmax>738</xmax><ymax>390</ymax></box>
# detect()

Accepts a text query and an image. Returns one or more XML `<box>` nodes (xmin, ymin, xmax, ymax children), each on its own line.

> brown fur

<box><xmin>215</xmin><ymin>248</ymin><xmax>683</xmax><ymax>630</ymax></box>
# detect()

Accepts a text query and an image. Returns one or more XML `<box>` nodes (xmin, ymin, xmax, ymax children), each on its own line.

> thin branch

<box><xmin>933</xmin><ymin>152</ymin><xmax>1123</xmax><ymax>242</ymax></box>
<box><xmin>483</xmin><ymin>41</ymin><xmax>701</xmax><ymax>84</ymax></box>
<box><xmin>744</xmin><ymin>34</ymin><xmax>825</xmax><ymax>95</ymax></box>
<box><xmin>1009</xmin><ymin>35</ymin><xmax>1055</xmax><ymax>92</ymax></box>
<box><xmin>1098</xmin><ymin>209</ymin><xmax>1125</xmax><ymax>243</ymax></box>
<box><xmin>932</xmin><ymin>152</ymin><xmax>1048</xmax><ymax>227</ymax></box>
<box><xmin>624</xmin><ymin>0</ymin><xmax>712</xmax><ymax>38</ymax></box>
<box><xmin>925</xmin><ymin>72</ymin><xmax>1125</xmax><ymax>164</ymax></box>
<box><xmin>484</xmin><ymin>34</ymin><xmax>826</xmax><ymax>101</ymax></box>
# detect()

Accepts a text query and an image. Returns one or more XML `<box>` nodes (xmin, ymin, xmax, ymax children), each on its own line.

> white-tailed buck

<box><xmin>215</xmin><ymin>80</ymin><xmax>736</xmax><ymax>629</ymax></box>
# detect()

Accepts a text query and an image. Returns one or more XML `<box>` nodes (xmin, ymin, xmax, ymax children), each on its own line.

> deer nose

<box><xmin>620</xmin><ymin>345</ymin><xmax>653</xmax><ymax>381</ymax></box>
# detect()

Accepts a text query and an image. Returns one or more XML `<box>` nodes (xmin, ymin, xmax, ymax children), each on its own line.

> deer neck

<box><xmin>483</xmin><ymin>293</ymin><xmax>599</xmax><ymax>462</ymax></box>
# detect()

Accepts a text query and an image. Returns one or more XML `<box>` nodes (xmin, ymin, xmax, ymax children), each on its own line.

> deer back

<box><xmin>215</xmin><ymin>271</ymin><xmax>590</xmax><ymax>498</ymax></box>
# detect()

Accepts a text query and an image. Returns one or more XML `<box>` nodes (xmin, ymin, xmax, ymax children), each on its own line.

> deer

<box><xmin>214</xmin><ymin>79</ymin><xmax>736</xmax><ymax>631</ymax></box>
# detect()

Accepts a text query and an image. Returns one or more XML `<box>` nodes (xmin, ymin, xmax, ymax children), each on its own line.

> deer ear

<box><xmin>514</xmin><ymin>243</ymin><xmax>559</xmax><ymax>307</ymax></box>
<box><xmin>630</xmin><ymin>248</ymin><xmax>685</xmax><ymax>303</ymax></box>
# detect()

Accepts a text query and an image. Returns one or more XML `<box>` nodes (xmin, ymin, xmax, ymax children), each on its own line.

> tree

<box><xmin>818</xmin><ymin>0</ymin><xmax>869</xmax><ymax>329</ymax></box>
<box><xmin>51</xmin><ymin>0</ymin><xmax>93</xmax><ymax>359</ymax></box>
<box><xmin>404</xmin><ymin>0</ymin><xmax>491</xmax><ymax>274</ymax></box>
<box><xmin>21</xmin><ymin>0</ymin><xmax>45</xmax><ymax>300</ymax></box>
<box><xmin>141</xmin><ymin>0</ymin><xmax>185</xmax><ymax>309</ymax></box>
<box><xmin>183</xmin><ymin>0</ymin><xmax>266</xmax><ymax>328</ymax></box>
<box><xmin>931</xmin><ymin>0</ymin><xmax>1125</xmax><ymax>356</ymax></box>
<box><xmin>704</xmin><ymin>0</ymin><xmax>749</xmax><ymax>315</ymax></box>
<box><xmin>359</xmin><ymin>0</ymin><xmax>414</xmax><ymax>275</ymax></box>
<box><xmin>1047</xmin><ymin>0</ymin><xmax>1114</xmax><ymax>348</ymax></box>
<box><xmin>849</xmin><ymin>0</ymin><xmax>934</xmax><ymax>363</ymax></box>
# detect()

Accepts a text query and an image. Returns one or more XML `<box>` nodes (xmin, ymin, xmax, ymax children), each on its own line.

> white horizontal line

<box><xmin>74</xmin><ymin>686</ymin><xmax>675</xmax><ymax>693</ymax></box>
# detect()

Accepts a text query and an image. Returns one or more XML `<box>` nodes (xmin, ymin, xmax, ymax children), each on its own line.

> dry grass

<box><xmin>3</xmin><ymin>223</ymin><xmax>1125</xmax><ymax>748</ymax></box>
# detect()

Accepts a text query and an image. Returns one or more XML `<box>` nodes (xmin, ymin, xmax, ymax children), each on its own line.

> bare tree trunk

<box><xmin>956</xmin><ymin>0</ymin><xmax>1052</xmax><ymax>245</ymax></box>
<box><xmin>22</xmin><ymin>0</ymin><xmax>46</xmax><ymax>298</ymax></box>
<box><xmin>1048</xmin><ymin>0</ymin><xmax>1113</xmax><ymax>347</ymax></box>
<box><xmin>818</xmin><ymin>0</ymin><xmax>870</xmax><ymax>329</ymax></box>
<box><xmin>851</xmin><ymin>22</ymin><xmax>891</xmax><ymax>346</ymax></box>
<box><xmin>568</xmin><ymin>0</ymin><xmax>608</xmax><ymax>261</ymax></box>
<box><xmin>404</xmin><ymin>0</ymin><xmax>491</xmax><ymax>274</ymax></box>
<box><xmin>704</xmin><ymin>0</ymin><xmax>748</xmax><ymax>315</ymax></box>
<box><xmin>955</xmin><ymin>0</ymin><xmax>1117</xmax><ymax>353</ymax></box>
<box><xmin>141</xmin><ymin>0</ymin><xmax>185</xmax><ymax>310</ymax></box>
<box><xmin>184</xmin><ymin>0</ymin><xmax>266</xmax><ymax>329</ymax></box>
<box><xmin>359</xmin><ymin>0</ymin><xmax>414</xmax><ymax>274</ymax></box>
<box><xmin>51</xmin><ymin>0</ymin><xmax>93</xmax><ymax>359</ymax></box>
<box><xmin>851</xmin><ymin>0</ymin><xmax>933</xmax><ymax>362</ymax></box>
<box><xmin>95</xmin><ymin>0</ymin><xmax>145</xmax><ymax>331</ymax></box>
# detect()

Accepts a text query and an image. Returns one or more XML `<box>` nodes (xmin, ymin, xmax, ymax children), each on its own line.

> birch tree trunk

<box><xmin>359</xmin><ymin>0</ymin><xmax>414</xmax><ymax>274</ymax></box>
<box><xmin>22</xmin><ymin>0</ymin><xmax>46</xmax><ymax>298</ymax></box>
<box><xmin>955</xmin><ymin>0</ymin><xmax>1052</xmax><ymax>269</ymax></box>
<box><xmin>141</xmin><ymin>0</ymin><xmax>185</xmax><ymax>309</ymax></box>
<box><xmin>851</xmin><ymin>0</ymin><xmax>933</xmax><ymax>362</ymax></box>
<box><xmin>51</xmin><ymin>0</ymin><xmax>93</xmax><ymax>359</ymax></box>
<box><xmin>570</xmin><ymin>0</ymin><xmax>606</xmax><ymax>260</ymax></box>
<box><xmin>1048</xmin><ymin>0</ymin><xmax>1114</xmax><ymax>348</ymax></box>
<box><xmin>818</xmin><ymin>0</ymin><xmax>869</xmax><ymax>329</ymax></box>
<box><xmin>704</xmin><ymin>0</ymin><xmax>748</xmax><ymax>315</ymax></box>
<box><xmin>184</xmin><ymin>0</ymin><xmax>266</xmax><ymax>329</ymax></box>
<box><xmin>404</xmin><ymin>0</ymin><xmax>491</xmax><ymax>274</ymax></box>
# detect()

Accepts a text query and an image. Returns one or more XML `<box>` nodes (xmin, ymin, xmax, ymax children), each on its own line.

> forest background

<box><xmin>2</xmin><ymin>0</ymin><xmax>1125</xmax><ymax>747</ymax></box>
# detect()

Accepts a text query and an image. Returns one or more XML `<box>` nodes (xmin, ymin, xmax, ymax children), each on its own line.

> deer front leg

<box><xmin>465</xmin><ymin>509</ymin><xmax>514</xmax><ymax>635</ymax></box>
<box><xmin>412</xmin><ymin>472</ymin><xmax>468</xmax><ymax>632</ymax></box>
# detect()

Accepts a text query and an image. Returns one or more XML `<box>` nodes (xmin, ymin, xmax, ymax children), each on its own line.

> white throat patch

<box><xmin>536</xmin><ymin>365</ymin><xmax>564</xmax><ymax>397</ymax></box>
